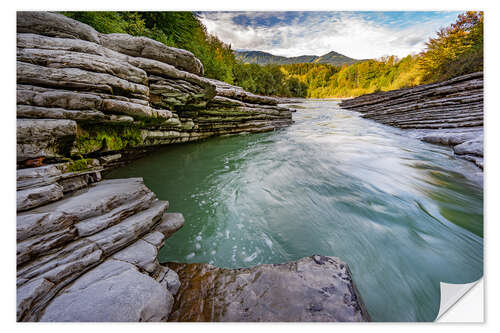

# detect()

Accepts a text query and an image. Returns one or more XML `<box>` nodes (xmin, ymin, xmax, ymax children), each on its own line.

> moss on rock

<box><xmin>65</xmin><ymin>158</ymin><xmax>93</xmax><ymax>172</ymax></box>
<box><xmin>74</xmin><ymin>123</ymin><xmax>143</xmax><ymax>155</ymax></box>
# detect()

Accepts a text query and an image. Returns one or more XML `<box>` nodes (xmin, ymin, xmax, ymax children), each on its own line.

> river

<box><xmin>106</xmin><ymin>99</ymin><xmax>483</xmax><ymax>322</ymax></box>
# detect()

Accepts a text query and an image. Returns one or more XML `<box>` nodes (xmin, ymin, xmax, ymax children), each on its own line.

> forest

<box><xmin>63</xmin><ymin>11</ymin><xmax>483</xmax><ymax>98</ymax></box>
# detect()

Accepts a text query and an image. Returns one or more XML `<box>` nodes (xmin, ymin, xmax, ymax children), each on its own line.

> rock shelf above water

<box><xmin>15</xmin><ymin>12</ymin><xmax>369</xmax><ymax>322</ymax></box>
<box><xmin>339</xmin><ymin>72</ymin><xmax>484</xmax><ymax>171</ymax></box>
<box><xmin>16</xmin><ymin>163</ymin><xmax>370</xmax><ymax>322</ymax></box>
<box><xmin>167</xmin><ymin>255</ymin><xmax>370</xmax><ymax>322</ymax></box>
<box><xmin>16</xmin><ymin>11</ymin><xmax>293</xmax><ymax>167</ymax></box>
<box><xmin>17</xmin><ymin>170</ymin><xmax>185</xmax><ymax>321</ymax></box>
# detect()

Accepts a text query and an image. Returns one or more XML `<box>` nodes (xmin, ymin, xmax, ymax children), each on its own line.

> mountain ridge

<box><xmin>235</xmin><ymin>50</ymin><xmax>364</xmax><ymax>66</ymax></box>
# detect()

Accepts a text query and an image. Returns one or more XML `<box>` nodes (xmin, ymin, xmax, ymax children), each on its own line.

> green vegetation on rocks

<box><xmin>74</xmin><ymin>123</ymin><xmax>143</xmax><ymax>155</ymax></box>
<box><xmin>65</xmin><ymin>158</ymin><xmax>94</xmax><ymax>172</ymax></box>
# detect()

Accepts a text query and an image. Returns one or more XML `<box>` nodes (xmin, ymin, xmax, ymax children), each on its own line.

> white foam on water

<box><xmin>186</xmin><ymin>252</ymin><xmax>195</xmax><ymax>260</ymax></box>
<box><xmin>262</xmin><ymin>233</ymin><xmax>273</xmax><ymax>249</ymax></box>
<box><xmin>243</xmin><ymin>251</ymin><xmax>259</xmax><ymax>262</ymax></box>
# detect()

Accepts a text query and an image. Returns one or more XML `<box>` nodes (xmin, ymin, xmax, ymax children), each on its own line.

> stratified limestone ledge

<box><xmin>15</xmin><ymin>12</ymin><xmax>368</xmax><ymax>323</ymax></box>
<box><xmin>167</xmin><ymin>255</ymin><xmax>370</xmax><ymax>322</ymax></box>
<box><xmin>16</xmin><ymin>12</ymin><xmax>293</xmax><ymax>166</ymax></box>
<box><xmin>17</xmin><ymin>166</ymin><xmax>369</xmax><ymax>322</ymax></box>
<box><xmin>17</xmin><ymin>167</ymin><xmax>185</xmax><ymax>322</ymax></box>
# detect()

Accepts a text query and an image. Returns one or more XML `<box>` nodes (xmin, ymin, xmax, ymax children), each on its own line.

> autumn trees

<box><xmin>418</xmin><ymin>11</ymin><xmax>483</xmax><ymax>83</ymax></box>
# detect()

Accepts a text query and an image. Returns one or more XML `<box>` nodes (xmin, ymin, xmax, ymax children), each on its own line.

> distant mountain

<box><xmin>235</xmin><ymin>50</ymin><xmax>363</xmax><ymax>66</ymax></box>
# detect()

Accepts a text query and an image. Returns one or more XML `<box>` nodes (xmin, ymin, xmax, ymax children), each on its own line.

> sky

<box><xmin>198</xmin><ymin>11</ymin><xmax>462</xmax><ymax>59</ymax></box>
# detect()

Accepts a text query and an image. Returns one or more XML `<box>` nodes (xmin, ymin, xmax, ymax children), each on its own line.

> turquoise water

<box><xmin>107</xmin><ymin>100</ymin><xmax>483</xmax><ymax>322</ymax></box>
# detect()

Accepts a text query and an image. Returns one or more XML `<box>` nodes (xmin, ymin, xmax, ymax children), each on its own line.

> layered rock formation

<box><xmin>15</xmin><ymin>11</ymin><xmax>290</xmax><ymax>322</ymax></box>
<box><xmin>16</xmin><ymin>11</ymin><xmax>292</xmax><ymax>168</ymax></box>
<box><xmin>17</xmin><ymin>160</ymin><xmax>185</xmax><ymax>321</ymax></box>
<box><xmin>16</xmin><ymin>166</ymin><xmax>370</xmax><ymax>323</ymax></box>
<box><xmin>339</xmin><ymin>72</ymin><xmax>483</xmax><ymax>170</ymax></box>
<box><xmin>16</xmin><ymin>12</ymin><xmax>370</xmax><ymax>322</ymax></box>
<box><xmin>167</xmin><ymin>255</ymin><xmax>370</xmax><ymax>322</ymax></box>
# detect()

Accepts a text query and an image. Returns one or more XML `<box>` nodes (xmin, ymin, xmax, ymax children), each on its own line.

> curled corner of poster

<box><xmin>435</xmin><ymin>278</ymin><xmax>484</xmax><ymax>322</ymax></box>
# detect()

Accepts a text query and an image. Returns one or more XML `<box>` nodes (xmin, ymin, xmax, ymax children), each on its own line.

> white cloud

<box><xmin>198</xmin><ymin>12</ymin><xmax>458</xmax><ymax>59</ymax></box>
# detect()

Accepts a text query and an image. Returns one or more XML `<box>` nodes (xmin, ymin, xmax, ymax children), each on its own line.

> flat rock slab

<box><xmin>16</xmin><ymin>176</ymin><xmax>184</xmax><ymax>322</ymax></box>
<box><xmin>407</xmin><ymin>127</ymin><xmax>483</xmax><ymax>146</ymax></box>
<box><xmin>167</xmin><ymin>255</ymin><xmax>370</xmax><ymax>322</ymax></box>
<box><xmin>17</xmin><ymin>11</ymin><xmax>101</xmax><ymax>44</ymax></box>
<box><xmin>17</xmin><ymin>183</ymin><xmax>64</xmax><ymax>212</ymax></box>
<box><xmin>40</xmin><ymin>259</ymin><xmax>173</xmax><ymax>322</ymax></box>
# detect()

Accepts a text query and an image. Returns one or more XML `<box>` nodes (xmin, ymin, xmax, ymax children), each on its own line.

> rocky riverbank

<box><xmin>17</xmin><ymin>171</ymin><xmax>185</xmax><ymax>321</ymax></box>
<box><xmin>16</xmin><ymin>12</ymin><xmax>369</xmax><ymax>322</ymax></box>
<box><xmin>339</xmin><ymin>72</ymin><xmax>484</xmax><ymax>173</ymax></box>
<box><xmin>16</xmin><ymin>163</ymin><xmax>369</xmax><ymax>322</ymax></box>
<box><xmin>168</xmin><ymin>255</ymin><xmax>370</xmax><ymax>322</ymax></box>
<box><xmin>16</xmin><ymin>11</ymin><xmax>293</xmax><ymax>170</ymax></box>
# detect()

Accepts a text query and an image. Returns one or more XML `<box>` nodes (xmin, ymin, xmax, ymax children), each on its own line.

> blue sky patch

<box><xmin>199</xmin><ymin>11</ymin><xmax>461</xmax><ymax>59</ymax></box>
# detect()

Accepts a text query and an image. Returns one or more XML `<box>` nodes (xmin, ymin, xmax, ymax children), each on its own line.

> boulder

<box><xmin>453</xmin><ymin>139</ymin><xmax>483</xmax><ymax>156</ymax></box>
<box><xmin>99</xmin><ymin>33</ymin><xmax>204</xmax><ymax>76</ymax></box>
<box><xmin>17</xmin><ymin>119</ymin><xmax>77</xmax><ymax>161</ymax></box>
<box><xmin>17</xmin><ymin>183</ymin><xmax>64</xmax><ymax>212</ymax></box>
<box><xmin>17</xmin><ymin>33</ymin><xmax>127</xmax><ymax>62</ymax></box>
<box><xmin>101</xmin><ymin>99</ymin><xmax>153</xmax><ymax>118</ymax></box>
<box><xmin>39</xmin><ymin>259</ymin><xmax>174</xmax><ymax>322</ymax></box>
<box><xmin>167</xmin><ymin>255</ymin><xmax>370</xmax><ymax>322</ymax></box>
<box><xmin>17</xmin><ymin>12</ymin><xmax>101</xmax><ymax>44</ymax></box>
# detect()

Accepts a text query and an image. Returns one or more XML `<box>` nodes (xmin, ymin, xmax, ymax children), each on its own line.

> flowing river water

<box><xmin>107</xmin><ymin>100</ymin><xmax>483</xmax><ymax>322</ymax></box>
